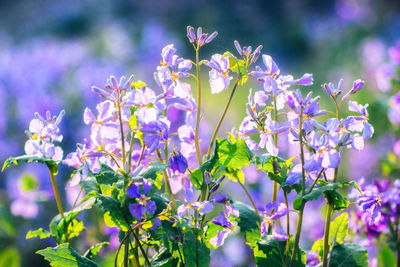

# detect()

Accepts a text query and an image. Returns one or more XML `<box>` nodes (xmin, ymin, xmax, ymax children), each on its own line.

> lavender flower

<box><xmin>168</xmin><ymin>151</ymin><xmax>188</xmax><ymax>174</ymax></box>
<box><xmin>260</xmin><ymin>202</ymin><xmax>289</xmax><ymax>240</ymax></box>
<box><xmin>206</xmin><ymin>54</ymin><xmax>232</xmax><ymax>94</ymax></box>
<box><xmin>186</xmin><ymin>26</ymin><xmax>218</xmax><ymax>46</ymax></box>
<box><xmin>357</xmin><ymin>192</ymin><xmax>382</xmax><ymax>225</ymax></box>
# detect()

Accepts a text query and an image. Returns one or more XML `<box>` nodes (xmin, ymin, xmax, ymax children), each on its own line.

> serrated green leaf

<box><xmin>79</xmin><ymin>177</ymin><xmax>99</xmax><ymax>194</ymax></box>
<box><xmin>325</xmin><ymin>190</ymin><xmax>350</xmax><ymax>211</ymax></box>
<box><xmin>37</xmin><ymin>243</ymin><xmax>98</xmax><ymax>267</ymax></box>
<box><xmin>95</xmin><ymin>164</ymin><xmax>122</xmax><ymax>185</ymax></box>
<box><xmin>26</xmin><ymin>228</ymin><xmax>52</xmax><ymax>239</ymax></box>
<box><xmin>329</xmin><ymin>243</ymin><xmax>368</xmax><ymax>267</ymax></box>
<box><xmin>2</xmin><ymin>155</ymin><xmax>58</xmax><ymax>174</ymax></box>
<box><xmin>83</xmin><ymin>242</ymin><xmax>109</xmax><ymax>259</ymax></box>
<box><xmin>253</xmin><ymin>236</ymin><xmax>306</xmax><ymax>267</ymax></box>
<box><xmin>189</xmin><ymin>169</ymin><xmax>203</xmax><ymax>190</ymax></box>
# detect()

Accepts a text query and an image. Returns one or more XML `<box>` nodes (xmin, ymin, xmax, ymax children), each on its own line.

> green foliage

<box><xmin>139</xmin><ymin>162</ymin><xmax>168</xmax><ymax>180</ymax></box>
<box><xmin>49</xmin><ymin>197</ymin><xmax>96</xmax><ymax>243</ymax></box>
<box><xmin>183</xmin><ymin>231</ymin><xmax>210</xmax><ymax>267</ymax></box>
<box><xmin>329</xmin><ymin>243</ymin><xmax>369</xmax><ymax>267</ymax></box>
<box><xmin>253</xmin><ymin>236</ymin><xmax>306</xmax><ymax>267</ymax></box>
<box><xmin>151</xmin><ymin>247</ymin><xmax>179</xmax><ymax>267</ymax></box>
<box><xmin>0</xmin><ymin>247</ymin><xmax>20</xmax><ymax>267</ymax></box>
<box><xmin>2</xmin><ymin>154</ymin><xmax>58</xmax><ymax>174</ymax></box>
<box><xmin>329</xmin><ymin>213</ymin><xmax>348</xmax><ymax>244</ymax></box>
<box><xmin>377</xmin><ymin>244</ymin><xmax>396</xmax><ymax>267</ymax></box>
<box><xmin>225</xmin><ymin>52</ymin><xmax>248</xmax><ymax>85</ymax></box>
<box><xmin>83</xmin><ymin>242</ymin><xmax>109</xmax><ymax>259</ymax></box>
<box><xmin>26</xmin><ymin>228</ymin><xmax>52</xmax><ymax>239</ymax></box>
<box><xmin>94</xmin><ymin>164</ymin><xmax>122</xmax><ymax>185</ymax></box>
<box><xmin>214</xmin><ymin>138</ymin><xmax>252</xmax><ymax>183</ymax></box>
<box><xmin>37</xmin><ymin>243</ymin><xmax>98</xmax><ymax>267</ymax></box>
<box><xmin>96</xmin><ymin>194</ymin><xmax>131</xmax><ymax>231</ymax></box>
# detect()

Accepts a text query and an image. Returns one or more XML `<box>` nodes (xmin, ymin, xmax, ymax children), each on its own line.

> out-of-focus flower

<box><xmin>357</xmin><ymin>192</ymin><xmax>382</xmax><ymax>225</ymax></box>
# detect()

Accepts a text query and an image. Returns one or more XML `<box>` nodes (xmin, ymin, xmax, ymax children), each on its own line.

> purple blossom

<box><xmin>206</xmin><ymin>54</ymin><xmax>232</xmax><ymax>94</ymax></box>
<box><xmin>141</xmin><ymin>120</ymin><xmax>169</xmax><ymax>152</ymax></box>
<box><xmin>168</xmin><ymin>151</ymin><xmax>188</xmax><ymax>174</ymax></box>
<box><xmin>389</xmin><ymin>42</ymin><xmax>400</xmax><ymax>65</ymax></box>
<box><xmin>260</xmin><ymin>202</ymin><xmax>289</xmax><ymax>240</ymax></box>
<box><xmin>342</xmin><ymin>79</ymin><xmax>365</xmax><ymax>101</ymax></box>
<box><xmin>357</xmin><ymin>192</ymin><xmax>382</xmax><ymax>225</ymax></box>
<box><xmin>321</xmin><ymin>79</ymin><xmax>343</xmax><ymax>98</ymax></box>
<box><xmin>92</xmin><ymin>75</ymin><xmax>133</xmax><ymax>101</ymax></box>
<box><xmin>186</xmin><ymin>26</ymin><xmax>218</xmax><ymax>46</ymax></box>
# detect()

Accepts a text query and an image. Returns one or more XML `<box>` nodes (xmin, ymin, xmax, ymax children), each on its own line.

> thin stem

<box><xmin>156</xmin><ymin>149</ymin><xmax>177</xmax><ymax>213</ymax></box>
<box><xmin>290</xmin><ymin>107</ymin><xmax>305</xmax><ymax>267</ymax></box>
<box><xmin>194</xmin><ymin>47</ymin><xmax>203</xmax><ymax>166</ymax></box>
<box><xmin>237</xmin><ymin>178</ymin><xmax>261</xmax><ymax>224</ymax></box>
<box><xmin>127</xmin><ymin>131</ymin><xmax>136</xmax><ymax>174</ymax></box>
<box><xmin>48</xmin><ymin>168</ymin><xmax>64</xmax><ymax>218</ymax></box>
<box><xmin>206</xmin><ymin>77</ymin><xmax>240</xmax><ymax>159</ymax></box>
<box><xmin>71</xmin><ymin>188</ymin><xmax>83</xmax><ymax>211</ymax></box>
<box><xmin>284</xmin><ymin>192</ymin><xmax>290</xmax><ymax>267</ymax></box>
<box><xmin>136</xmin><ymin>144</ymin><xmax>146</xmax><ymax>169</ymax></box>
<box><xmin>307</xmin><ymin>168</ymin><xmax>325</xmax><ymax>194</ymax></box>
<box><xmin>132</xmin><ymin>230</ymin><xmax>151</xmax><ymax>267</ymax></box>
<box><xmin>272</xmin><ymin>95</ymin><xmax>279</xmax><ymax>204</ymax></box>
<box><xmin>322</xmin><ymin>167</ymin><xmax>338</xmax><ymax>267</ymax></box>
<box><xmin>124</xmin><ymin>236</ymin><xmax>130</xmax><ymax>267</ymax></box>
<box><xmin>116</xmin><ymin>95</ymin><xmax>127</xmax><ymax>171</ymax></box>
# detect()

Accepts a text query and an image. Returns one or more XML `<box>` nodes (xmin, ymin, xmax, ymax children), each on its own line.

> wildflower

<box><xmin>206</xmin><ymin>54</ymin><xmax>232</xmax><ymax>94</ymax></box>
<box><xmin>341</xmin><ymin>79</ymin><xmax>365</xmax><ymax>101</ymax></box>
<box><xmin>168</xmin><ymin>151</ymin><xmax>188</xmax><ymax>174</ymax></box>
<box><xmin>141</xmin><ymin>120</ymin><xmax>169</xmax><ymax>152</ymax></box>
<box><xmin>186</xmin><ymin>26</ymin><xmax>218</xmax><ymax>46</ymax></box>
<box><xmin>260</xmin><ymin>202</ymin><xmax>289</xmax><ymax>240</ymax></box>
<box><xmin>177</xmin><ymin>178</ymin><xmax>214</xmax><ymax>217</ymax></box>
<box><xmin>127</xmin><ymin>179</ymin><xmax>156</xmax><ymax>221</ymax></box>
<box><xmin>321</xmin><ymin>79</ymin><xmax>344</xmax><ymax>98</ymax></box>
<box><xmin>92</xmin><ymin>75</ymin><xmax>133</xmax><ymax>101</ymax></box>
<box><xmin>357</xmin><ymin>191</ymin><xmax>382</xmax><ymax>225</ymax></box>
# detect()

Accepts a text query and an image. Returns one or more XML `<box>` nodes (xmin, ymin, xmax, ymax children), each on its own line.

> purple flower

<box><xmin>322</xmin><ymin>79</ymin><xmax>343</xmax><ymax>98</ymax></box>
<box><xmin>260</xmin><ymin>202</ymin><xmax>289</xmax><ymax>240</ymax></box>
<box><xmin>92</xmin><ymin>75</ymin><xmax>133</xmax><ymax>101</ymax></box>
<box><xmin>186</xmin><ymin>26</ymin><xmax>218</xmax><ymax>46</ymax></box>
<box><xmin>286</xmin><ymin>90</ymin><xmax>326</xmax><ymax>118</ymax></box>
<box><xmin>168</xmin><ymin>151</ymin><xmax>188</xmax><ymax>174</ymax></box>
<box><xmin>342</xmin><ymin>79</ymin><xmax>365</xmax><ymax>101</ymax></box>
<box><xmin>357</xmin><ymin>192</ymin><xmax>382</xmax><ymax>225</ymax></box>
<box><xmin>206</xmin><ymin>54</ymin><xmax>232</xmax><ymax>94</ymax></box>
<box><xmin>141</xmin><ymin>120</ymin><xmax>169</xmax><ymax>152</ymax></box>
<box><xmin>212</xmin><ymin>211</ymin><xmax>232</xmax><ymax>228</ymax></box>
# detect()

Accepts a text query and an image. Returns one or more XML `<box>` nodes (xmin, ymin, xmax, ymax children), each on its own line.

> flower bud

<box><xmin>205</xmin><ymin>31</ymin><xmax>218</xmax><ymax>44</ymax></box>
<box><xmin>186</xmin><ymin>26</ymin><xmax>196</xmax><ymax>43</ymax></box>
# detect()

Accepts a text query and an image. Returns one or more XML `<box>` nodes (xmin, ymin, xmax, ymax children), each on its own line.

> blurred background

<box><xmin>0</xmin><ymin>0</ymin><xmax>400</xmax><ymax>266</ymax></box>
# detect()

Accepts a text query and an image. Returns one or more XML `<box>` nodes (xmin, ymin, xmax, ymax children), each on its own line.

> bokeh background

<box><xmin>0</xmin><ymin>0</ymin><xmax>400</xmax><ymax>266</ymax></box>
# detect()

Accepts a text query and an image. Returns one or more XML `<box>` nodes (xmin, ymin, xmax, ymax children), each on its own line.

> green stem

<box><xmin>237</xmin><ymin>178</ymin><xmax>261</xmax><ymax>224</ymax></box>
<box><xmin>156</xmin><ymin>149</ymin><xmax>177</xmax><ymax>213</ymax></box>
<box><xmin>272</xmin><ymin>95</ymin><xmax>279</xmax><ymax>203</ymax></box>
<box><xmin>124</xmin><ymin>236</ymin><xmax>131</xmax><ymax>267</ymax></box>
<box><xmin>322</xmin><ymin>167</ymin><xmax>338</xmax><ymax>267</ymax></box>
<box><xmin>194</xmin><ymin>47</ymin><xmax>203</xmax><ymax>166</ymax></box>
<box><xmin>127</xmin><ymin>131</ymin><xmax>136</xmax><ymax>174</ymax></box>
<box><xmin>48</xmin><ymin>168</ymin><xmax>64</xmax><ymax>218</ymax></box>
<box><xmin>206</xmin><ymin>77</ymin><xmax>240</xmax><ymax>159</ymax></box>
<box><xmin>132</xmin><ymin>230</ymin><xmax>151</xmax><ymax>267</ymax></box>
<box><xmin>117</xmin><ymin>96</ymin><xmax>127</xmax><ymax>171</ymax></box>
<box><xmin>284</xmin><ymin>192</ymin><xmax>290</xmax><ymax>267</ymax></box>
<box><xmin>290</xmin><ymin>107</ymin><xmax>305</xmax><ymax>267</ymax></box>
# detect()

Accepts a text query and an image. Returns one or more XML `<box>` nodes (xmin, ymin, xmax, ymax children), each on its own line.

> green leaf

<box><xmin>79</xmin><ymin>177</ymin><xmax>99</xmax><ymax>194</ymax></box>
<box><xmin>139</xmin><ymin>162</ymin><xmax>168</xmax><ymax>180</ymax></box>
<box><xmin>232</xmin><ymin>201</ymin><xmax>259</xmax><ymax>242</ymax></box>
<box><xmin>183</xmin><ymin>231</ymin><xmax>210</xmax><ymax>267</ymax></box>
<box><xmin>253</xmin><ymin>236</ymin><xmax>306</xmax><ymax>267</ymax></box>
<box><xmin>0</xmin><ymin>247</ymin><xmax>20</xmax><ymax>267</ymax></box>
<box><xmin>95</xmin><ymin>164</ymin><xmax>122</xmax><ymax>185</ymax></box>
<box><xmin>329</xmin><ymin>213</ymin><xmax>348</xmax><ymax>244</ymax></box>
<box><xmin>97</xmin><ymin>195</ymin><xmax>130</xmax><ymax>231</ymax></box>
<box><xmin>378</xmin><ymin>244</ymin><xmax>396</xmax><ymax>267</ymax></box>
<box><xmin>215</xmin><ymin>138</ymin><xmax>252</xmax><ymax>183</ymax></box>
<box><xmin>151</xmin><ymin>247</ymin><xmax>178</xmax><ymax>267</ymax></box>
<box><xmin>325</xmin><ymin>190</ymin><xmax>350</xmax><ymax>211</ymax></box>
<box><xmin>26</xmin><ymin>228</ymin><xmax>52</xmax><ymax>239</ymax></box>
<box><xmin>189</xmin><ymin>169</ymin><xmax>203</xmax><ymax>190</ymax></box>
<box><xmin>50</xmin><ymin>197</ymin><xmax>96</xmax><ymax>243</ymax></box>
<box><xmin>83</xmin><ymin>242</ymin><xmax>109</xmax><ymax>259</ymax></box>
<box><xmin>2</xmin><ymin>155</ymin><xmax>58</xmax><ymax>174</ymax></box>
<box><xmin>37</xmin><ymin>243</ymin><xmax>98</xmax><ymax>267</ymax></box>
<box><xmin>329</xmin><ymin>243</ymin><xmax>368</xmax><ymax>267</ymax></box>
<box><xmin>303</xmin><ymin>183</ymin><xmax>341</xmax><ymax>202</ymax></box>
